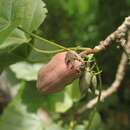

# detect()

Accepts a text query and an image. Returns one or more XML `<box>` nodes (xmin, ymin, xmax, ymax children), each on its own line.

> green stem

<box><xmin>86</xmin><ymin>108</ymin><xmax>97</xmax><ymax>130</ymax></box>
<box><xmin>70</xmin><ymin>47</ymin><xmax>88</xmax><ymax>51</ymax></box>
<box><xmin>86</xmin><ymin>60</ymin><xmax>102</xmax><ymax>130</ymax></box>
<box><xmin>18</xmin><ymin>27</ymin><xmax>68</xmax><ymax>50</ymax></box>
<box><xmin>18</xmin><ymin>27</ymin><xmax>90</xmax><ymax>55</ymax></box>
<box><xmin>95</xmin><ymin>62</ymin><xmax>102</xmax><ymax>103</ymax></box>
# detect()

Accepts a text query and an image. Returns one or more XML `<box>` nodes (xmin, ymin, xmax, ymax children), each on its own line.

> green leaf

<box><xmin>0</xmin><ymin>0</ymin><xmax>26</xmax><ymax>43</ymax></box>
<box><xmin>27</xmin><ymin>38</ymin><xmax>61</xmax><ymax>63</ymax></box>
<box><xmin>0</xmin><ymin>28</ymin><xmax>29</xmax><ymax>50</ymax></box>
<box><xmin>87</xmin><ymin>109</ymin><xmax>104</xmax><ymax>130</ymax></box>
<box><xmin>0</xmin><ymin>101</ymin><xmax>44</xmax><ymax>130</ymax></box>
<box><xmin>0</xmin><ymin>28</ymin><xmax>31</xmax><ymax>69</ymax></box>
<box><xmin>0</xmin><ymin>0</ymin><xmax>47</xmax><ymax>68</ymax></box>
<box><xmin>20</xmin><ymin>82</ymin><xmax>73</xmax><ymax>113</ymax></box>
<box><xmin>47</xmin><ymin>92</ymin><xmax>73</xmax><ymax>113</ymax></box>
<box><xmin>0</xmin><ymin>0</ymin><xmax>56</xmax><ymax>71</ymax></box>
<box><xmin>0</xmin><ymin>81</ymin><xmax>64</xmax><ymax>130</ymax></box>
<box><xmin>66</xmin><ymin>79</ymin><xmax>81</xmax><ymax>102</ymax></box>
<box><xmin>0</xmin><ymin>0</ymin><xmax>47</xmax><ymax>44</ymax></box>
<box><xmin>10</xmin><ymin>62</ymin><xmax>42</xmax><ymax>81</ymax></box>
<box><xmin>20</xmin><ymin>0</ymin><xmax>47</xmax><ymax>32</ymax></box>
<box><xmin>0</xmin><ymin>82</ymin><xmax>44</xmax><ymax>130</ymax></box>
<box><xmin>0</xmin><ymin>43</ymin><xmax>31</xmax><ymax>68</ymax></box>
<box><xmin>0</xmin><ymin>75</ymin><xmax>78</xmax><ymax>129</ymax></box>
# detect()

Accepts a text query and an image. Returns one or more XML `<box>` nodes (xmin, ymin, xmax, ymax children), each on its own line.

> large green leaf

<box><xmin>20</xmin><ymin>82</ymin><xmax>73</xmax><ymax>113</ymax></box>
<box><xmin>47</xmin><ymin>92</ymin><xmax>73</xmax><ymax>113</ymax></box>
<box><xmin>0</xmin><ymin>101</ymin><xmax>63</xmax><ymax>130</ymax></box>
<box><xmin>66</xmin><ymin>79</ymin><xmax>81</xmax><ymax>102</ymax></box>
<box><xmin>20</xmin><ymin>0</ymin><xmax>47</xmax><ymax>32</ymax></box>
<box><xmin>0</xmin><ymin>28</ymin><xmax>30</xmax><ymax>69</ymax></box>
<box><xmin>0</xmin><ymin>80</ymin><xmax>73</xmax><ymax>129</ymax></box>
<box><xmin>0</xmin><ymin>0</ymin><xmax>47</xmax><ymax>68</ymax></box>
<box><xmin>0</xmin><ymin>43</ymin><xmax>31</xmax><ymax>69</ymax></box>
<box><xmin>0</xmin><ymin>99</ymin><xmax>44</xmax><ymax>130</ymax></box>
<box><xmin>0</xmin><ymin>28</ymin><xmax>29</xmax><ymax>50</ymax></box>
<box><xmin>0</xmin><ymin>0</ymin><xmax>47</xmax><ymax>44</ymax></box>
<box><xmin>27</xmin><ymin>38</ymin><xmax>61</xmax><ymax>63</ymax></box>
<box><xmin>87</xmin><ymin>111</ymin><xmax>105</xmax><ymax>130</ymax></box>
<box><xmin>10</xmin><ymin>62</ymin><xmax>42</xmax><ymax>81</ymax></box>
<box><xmin>0</xmin><ymin>0</ymin><xmax>24</xmax><ymax>43</ymax></box>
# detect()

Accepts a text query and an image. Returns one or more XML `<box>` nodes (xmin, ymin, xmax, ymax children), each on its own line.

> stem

<box><xmin>18</xmin><ymin>27</ymin><xmax>91</xmax><ymax>55</ymax></box>
<box><xmin>95</xmin><ymin>62</ymin><xmax>102</xmax><ymax>104</ymax></box>
<box><xmin>70</xmin><ymin>47</ymin><xmax>89</xmax><ymax>51</ymax></box>
<box><xmin>86</xmin><ymin>108</ymin><xmax>97</xmax><ymax>130</ymax></box>
<box><xmin>18</xmin><ymin>27</ymin><xmax>68</xmax><ymax>50</ymax></box>
<box><xmin>86</xmin><ymin>60</ymin><xmax>102</xmax><ymax>130</ymax></box>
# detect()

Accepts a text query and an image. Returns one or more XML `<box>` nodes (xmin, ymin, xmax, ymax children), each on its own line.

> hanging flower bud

<box><xmin>37</xmin><ymin>51</ymin><xmax>85</xmax><ymax>94</ymax></box>
<box><xmin>79</xmin><ymin>67</ymin><xmax>97</xmax><ymax>98</ymax></box>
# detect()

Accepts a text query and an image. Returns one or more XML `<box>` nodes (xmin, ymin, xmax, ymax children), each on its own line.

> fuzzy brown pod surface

<box><xmin>37</xmin><ymin>51</ymin><xmax>85</xmax><ymax>94</ymax></box>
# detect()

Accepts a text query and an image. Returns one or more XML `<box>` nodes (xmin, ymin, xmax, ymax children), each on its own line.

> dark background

<box><xmin>41</xmin><ymin>0</ymin><xmax>130</xmax><ymax>129</ymax></box>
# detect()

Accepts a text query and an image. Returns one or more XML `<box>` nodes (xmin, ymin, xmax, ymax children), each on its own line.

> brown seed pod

<box><xmin>37</xmin><ymin>51</ymin><xmax>85</xmax><ymax>94</ymax></box>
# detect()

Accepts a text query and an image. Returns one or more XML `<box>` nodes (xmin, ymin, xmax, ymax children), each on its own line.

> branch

<box><xmin>77</xmin><ymin>32</ymin><xmax>130</xmax><ymax>114</ymax></box>
<box><xmin>19</xmin><ymin>17</ymin><xmax>130</xmax><ymax>57</ymax></box>
<box><xmin>80</xmin><ymin>16</ymin><xmax>130</xmax><ymax>57</ymax></box>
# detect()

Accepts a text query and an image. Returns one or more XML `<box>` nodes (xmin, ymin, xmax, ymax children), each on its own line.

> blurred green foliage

<box><xmin>40</xmin><ymin>0</ymin><xmax>130</xmax><ymax>129</ymax></box>
<box><xmin>0</xmin><ymin>0</ymin><xmax>130</xmax><ymax>130</ymax></box>
<box><xmin>42</xmin><ymin>0</ymin><xmax>130</xmax><ymax>46</ymax></box>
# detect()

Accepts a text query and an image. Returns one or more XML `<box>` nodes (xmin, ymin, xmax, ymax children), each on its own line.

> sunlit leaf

<box><xmin>10</xmin><ymin>62</ymin><xmax>42</xmax><ymax>81</ymax></box>
<box><xmin>0</xmin><ymin>0</ymin><xmax>47</xmax><ymax>68</ymax></box>
<box><xmin>0</xmin><ymin>0</ymin><xmax>47</xmax><ymax>44</ymax></box>
<box><xmin>14</xmin><ymin>81</ymin><xmax>73</xmax><ymax>113</ymax></box>
<box><xmin>0</xmin><ymin>28</ymin><xmax>29</xmax><ymax>50</ymax></box>
<box><xmin>27</xmin><ymin>38</ymin><xmax>61</xmax><ymax>63</ymax></box>
<box><xmin>66</xmin><ymin>79</ymin><xmax>81</xmax><ymax>102</ymax></box>
<box><xmin>87</xmin><ymin>111</ymin><xmax>105</xmax><ymax>130</ymax></box>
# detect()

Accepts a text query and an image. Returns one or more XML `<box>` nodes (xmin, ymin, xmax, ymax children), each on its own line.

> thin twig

<box><xmin>18</xmin><ymin>27</ymin><xmax>68</xmax><ymax>50</ymax></box>
<box><xmin>77</xmin><ymin>32</ymin><xmax>130</xmax><ymax>114</ymax></box>
<box><xmin>18</xmin><ymin>17</ymin><xmax>130</xmax><ymax>57</ymax></box>
<box><xmin>80</xmin><ymin>16</ymin><xmax>130</xmax><ymax>57</ymax></box>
